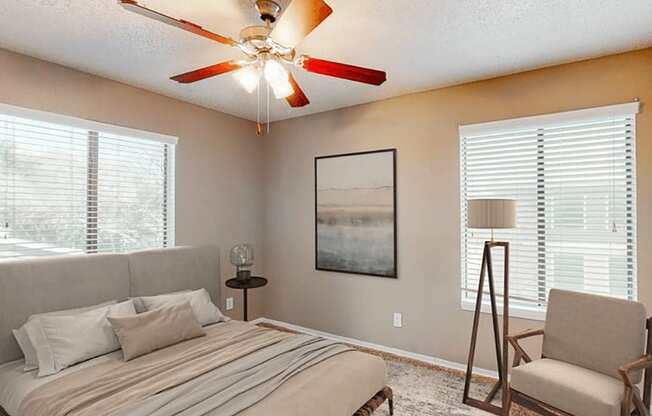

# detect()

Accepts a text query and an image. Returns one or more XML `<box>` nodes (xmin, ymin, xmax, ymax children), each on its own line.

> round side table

<box><xmin>225</xmin><ymin>276</ymin><xmax>267</xmax><ymax>321</ymax></box>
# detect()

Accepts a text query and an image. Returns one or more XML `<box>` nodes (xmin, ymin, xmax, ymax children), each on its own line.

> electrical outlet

<box><xmin>226</xmin><ymin>297</ymin><xmax>234</xmax><ymax>311</ymax></box>
<box><xmin>393</xmin><ymin>312</ymin><xmax>402</xmax><ymax>328</ymax></box>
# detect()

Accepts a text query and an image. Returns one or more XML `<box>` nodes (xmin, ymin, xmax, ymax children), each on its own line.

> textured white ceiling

<box><xmin>0</xmin><ymin>0</ymin><xmax>651</xmax><ymax>122</ymax></box>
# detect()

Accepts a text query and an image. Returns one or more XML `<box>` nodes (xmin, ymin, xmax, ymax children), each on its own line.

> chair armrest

<box><xmin>507</xmin><ymin>328</ymin><xmax>544</xmax><ymax>366</ymax></box>
<box><xmin>619</xmin><ymin>355</ymin><xmax>652</xmax><ymax>385</ymax></box>
<box><xmin>618</xmin><ymin>356</ymin><xmax>652</xmax><ymax>416</ymax></box>
<box><xmin>508</xmin><ymin>328</ymin><xmax>544</xmax><ymax>342</ymax></box>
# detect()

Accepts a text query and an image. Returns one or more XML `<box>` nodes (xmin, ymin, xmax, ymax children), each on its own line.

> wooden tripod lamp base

<box><xmin>462</xmin><ymin>241</ymin><xmax>510</xmax><ymax>415</ymax></box>
<box><xmin>461</xmin><ymin>199</ymin><xmax>516</xmax><ymax>415</ymax></box>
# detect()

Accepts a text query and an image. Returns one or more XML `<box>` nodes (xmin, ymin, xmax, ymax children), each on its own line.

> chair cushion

<box><xmin>543</xmin><ymin>289</ymin><xmax>647</xmax><ymax>382</ymax></box>
<box><xmin>511</xmin><ymin>358</ymin><xmax>623</xmax><ymax>416</ymax></box>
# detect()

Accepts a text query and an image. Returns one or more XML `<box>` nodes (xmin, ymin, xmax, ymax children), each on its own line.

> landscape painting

<box><xmin>315</xmin><ymin>149</ymin><xmax>397</xmax><ymax>278</ymax></box>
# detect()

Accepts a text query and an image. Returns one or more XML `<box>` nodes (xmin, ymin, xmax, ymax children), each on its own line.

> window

<box><xmin>0</xmin><ymin>103</ymin><xmax>176</xmax><ymax>259</ymax></box>
<box><xmin>460</xmin><ymin>102</ymin><xmax>638</xmax><ymax>320</ymax></box>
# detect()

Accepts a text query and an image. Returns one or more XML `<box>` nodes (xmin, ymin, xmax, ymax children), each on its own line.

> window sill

<box><xmin>461</xmin><ymin>298</ymin><xmax>546</xmax><ymax>321</ymax></box>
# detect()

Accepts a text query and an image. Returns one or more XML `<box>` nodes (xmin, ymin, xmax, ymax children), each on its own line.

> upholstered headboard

<box><xmin>127</xmin><ymin>246</ymin><xmax>221</xmax><ymax>302</ymax></box>
<box><xmin>0</xmin><ymin>245</ymin><xmax>221</xmax><ymax>364</ymax></box>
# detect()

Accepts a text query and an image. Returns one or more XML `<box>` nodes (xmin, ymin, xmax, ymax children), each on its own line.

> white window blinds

<box><xmin>0</xmin><ymin>104</ymin><xmax>176</xmax><ymax>260</ymax></box>
<box><xmin>460</xmin><ymin>102</ymin><xmax>638</xmax><ymax>316</ymax></box>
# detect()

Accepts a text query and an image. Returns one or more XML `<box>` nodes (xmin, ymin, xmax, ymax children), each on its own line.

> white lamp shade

<box><xmin>467</xmin><ymin>199</ymin><xmax>516</xmax><ymax>229</ymax></box>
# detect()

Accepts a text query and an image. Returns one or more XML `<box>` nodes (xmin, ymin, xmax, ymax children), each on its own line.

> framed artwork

<box><xmin>315</xmin><ymin>149</ymin><xmax>397</xmax><ymax>278</ymax></box>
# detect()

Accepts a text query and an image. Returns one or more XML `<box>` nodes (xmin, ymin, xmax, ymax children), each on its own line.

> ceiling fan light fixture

<box><xmin>271</xmin><ymin>79</ymin><xmax>294</xmax><ymax>99</ymax></box>
<box><xmin>233</xmin><ymin>65</ymin><xmax>261</xmax><ymax>93</ymax></box>
<box><xmin>264</xmin><ymin>59</ymin><xmax>288</xmax><ymax>85</ymax></box>
<box><xmin>264</xmin><ymin>58</ymin><xmax>293</xmax><ymax>98</ymax></box>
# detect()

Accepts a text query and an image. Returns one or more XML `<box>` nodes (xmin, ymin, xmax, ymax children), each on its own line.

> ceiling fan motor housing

<box><xmin>255</xmin><ymin>0</ymin><xmax>281</xmax><ymax>23</ymax></box>
<box><xmin>239</xmin><ymin>23</ymin><xmax>294</xmax><ymax>59</ymax></box>
<box><xmin>239</xmin><ymin>25</ymin><xmax>273</xmax><ymax>56</ymax></box>
<box><xmin>240</xmin><ymin>25</ymin><xmax>272</xmax><ymax>43</ymax></box>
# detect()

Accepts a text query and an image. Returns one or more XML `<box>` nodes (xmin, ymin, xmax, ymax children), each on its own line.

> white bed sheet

<box><xmin>0</xmin><ymin>351</ymin><xmax>122</xmax><ymax>415</ymax></box>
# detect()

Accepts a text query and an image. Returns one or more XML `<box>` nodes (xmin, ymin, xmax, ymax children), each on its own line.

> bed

<box><xmin>0</xmin><ymin>246</ymin><xmax>392</xmax><ymax>416</ymax></box>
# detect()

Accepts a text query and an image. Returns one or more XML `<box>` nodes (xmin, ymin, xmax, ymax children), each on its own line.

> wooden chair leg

<box><xmin>644</xmin><ymin>318</ymin><xmax>652</xmax><ymax>410</ymax></box>
<box><xmin>623</xmin><ymin>385</ymin><xmax>633</xmax><ymax>416</ymax></box>
<box><xmin>503</xmin><ymin>388</ymin><xmax>512</xmax><ymax>416</ymax></box>
<box><xmin>633</xmin><ymin>388</ymin><xmax>650</xmax><ymax>416</ymax></box>
<box><xmin>646</xmin><ymin>368</ymin><xmax>652</xmax><ymax>412</ymax></box>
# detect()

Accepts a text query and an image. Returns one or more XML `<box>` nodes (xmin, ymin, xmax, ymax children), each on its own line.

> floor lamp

<box><xmin>462</xmin><ymin>198</ymin><xmax>516</xmax><ymax>416</ymax></box>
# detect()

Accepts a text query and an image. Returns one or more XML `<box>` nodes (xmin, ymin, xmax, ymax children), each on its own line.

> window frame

<box><xmin>0</xmin><ymin>102</ymin><xmax>178</xmax><ymax>258</ymax></box>
<box><xmin>459</xmin><ymin>102</ymin><xmax>639</xmax><ymax>321</ymax></box>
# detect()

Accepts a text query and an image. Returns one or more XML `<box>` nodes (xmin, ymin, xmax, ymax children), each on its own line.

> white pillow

<box><xmin>13</xmin><ymin>300</ymin><xmax>117</xmax><ymax>372</ymax></box>
<box><xmin>139</xmin><ymin>288</ymin><xmax>225</xmax><ymax>326</ymax></box>
<box><xmin>12</xmin><ymin>328</ymin><xmax>38</xmax><ymax>372</ymax></box>
<box><xmin>25</xmin><ymin>300</ymin><xmax>136</xmax><ymax>377</ymax></box>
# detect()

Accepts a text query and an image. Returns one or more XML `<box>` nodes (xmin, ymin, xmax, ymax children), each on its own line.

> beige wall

<box><xmin>0</xmin><ymin>48</ymin><xmax>263</xmax><ymax>320</ymax></box>
<box><xmin>262</xmin><ymin>48</ymin><xmax>652</xmax><ymax>371</ymax></box>
<box><xmin>2</xmin><ymin>45</ymin><xmax>650</xmax><ymax>372</ymax></box>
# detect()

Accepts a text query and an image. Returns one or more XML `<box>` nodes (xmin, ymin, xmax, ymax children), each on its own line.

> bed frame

<box><xmin>0</xmin><ymin>246</ymin><xmax>392</xmax><ymax>415</ymax></box>
<box><xmin>2</xmin><ymin>392</ymin><xmax>395</xmax><ymax>416</ymax></box>
<box><xmin>355</xmin><ymin>387</ymin><xmax>394</xmax><ymax>415</ymax></box>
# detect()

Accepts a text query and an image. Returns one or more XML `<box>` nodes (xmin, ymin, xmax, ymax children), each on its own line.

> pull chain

<box><xmin>256</xmin><ymin>72</ymin><xmax>262</xmax><ymax>136</ymax></box>
<box><xmin>265</xmin><ymin>19</ymin><xmax>271</xmax><ymax>135</ymax></box>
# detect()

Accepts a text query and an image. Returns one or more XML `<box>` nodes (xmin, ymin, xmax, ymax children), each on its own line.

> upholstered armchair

<box><xmin>506</xmin><ymin>289</ymin><xmax>652</xmax><ymax>416</ymax></box>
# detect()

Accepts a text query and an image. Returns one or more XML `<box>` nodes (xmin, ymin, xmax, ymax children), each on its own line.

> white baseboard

<box><xmin>251</xmin><ymin>317</ymin><xmax>498</xmax><ymax>379</ymax></box>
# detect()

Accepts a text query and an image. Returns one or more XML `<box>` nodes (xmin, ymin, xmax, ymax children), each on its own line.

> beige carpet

<box><xmin>363</xmin><ymin>349</ymin><xmax>531</xmax><ymax>416</ymax></box>
<box><xmin>258</xmin><ymin>323</ymin><xmax>533</xmax><ymax>415</ymax></box>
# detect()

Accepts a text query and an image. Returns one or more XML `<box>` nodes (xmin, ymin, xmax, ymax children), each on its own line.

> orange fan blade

<box><xmin>119</xmin><ymin>0</ymin><xmax>238</xmax><ymax>47</ymax></box>
<box><xmin>286</xmin><ymin>73</ymin><xmax>310</xmax><ymax>107</ymax></box>
<box><xmin>271</xmin><ymin>0</ymin><xmax>332</xmax><ymax>48</ymax></box>
<box><xmin>171</xmin><ymin>60</ymin><xmax>241</xmax><ymax>83</ymax></box>
<box><xmin>299</xmin><ymin>56</ymin><xmax>386</xmax><ymax>85</ymax></box>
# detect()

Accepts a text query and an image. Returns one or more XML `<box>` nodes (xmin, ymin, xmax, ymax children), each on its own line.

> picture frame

<box><xmin>314</xmin><ymin>149</ymin><xmax>397</xmax><ymax>278</ymax></box>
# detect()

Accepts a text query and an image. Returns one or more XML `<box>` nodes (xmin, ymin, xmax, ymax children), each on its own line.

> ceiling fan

<box><xmin>119</xmin><ymin>0</ymin><xmax>387</xmax><ymax>128</ymax></box>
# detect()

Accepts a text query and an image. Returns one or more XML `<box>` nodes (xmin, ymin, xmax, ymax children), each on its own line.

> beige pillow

<box><xmin>130</xmin><ymin>290</ymin><xmax>190</xmax><ymax>313</ymax></box>
<box><xmin>108</xmin><ymin>302</ymin><xmax>205</xmax><ymax>361</ymax></box>
<box><xmin>139</xmin><ymin>288</ymin><xmax>225</xmax><ymax>326</ymax></box>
